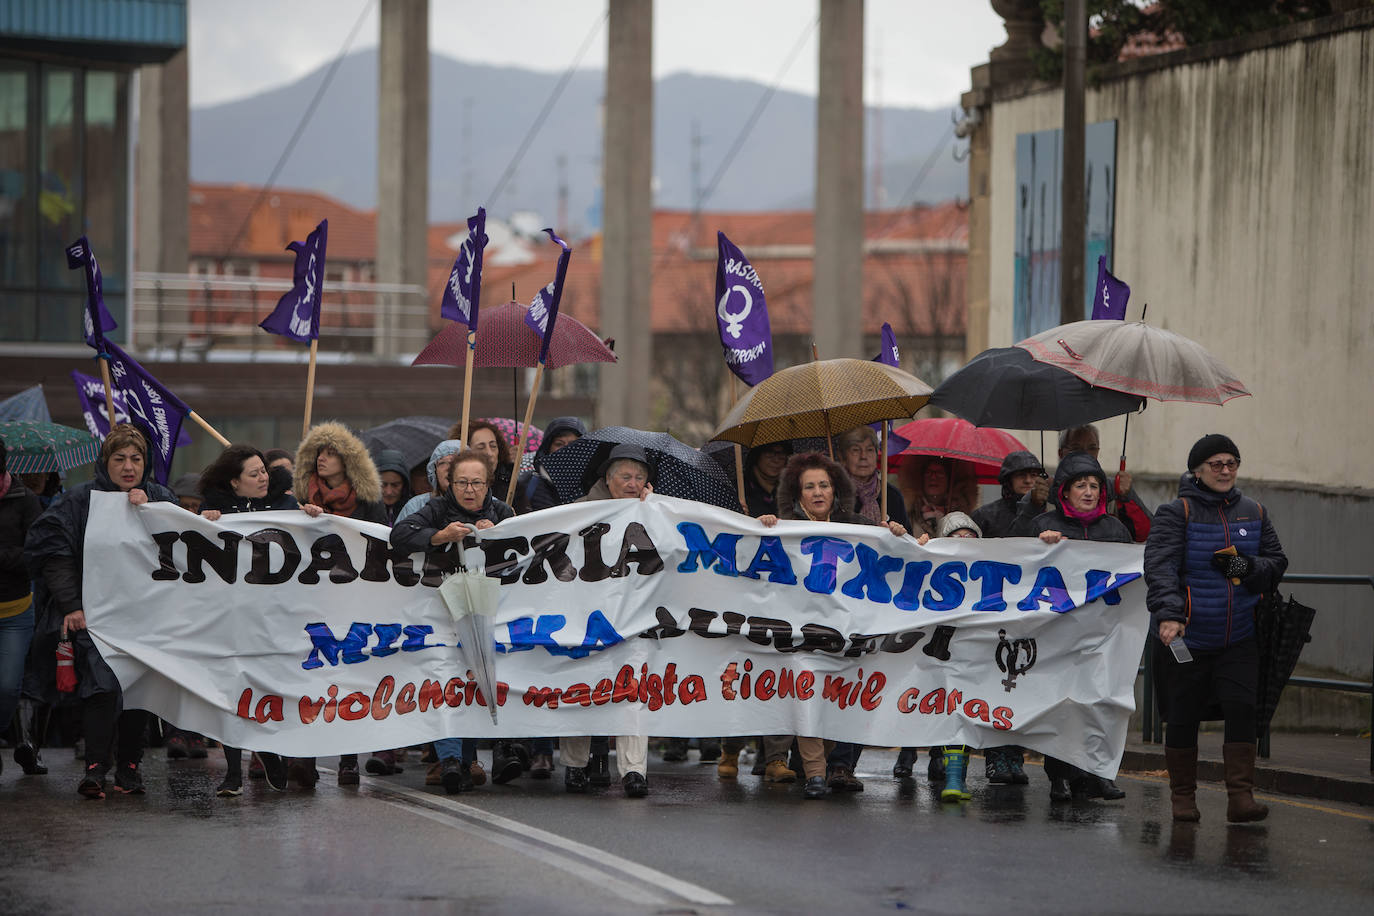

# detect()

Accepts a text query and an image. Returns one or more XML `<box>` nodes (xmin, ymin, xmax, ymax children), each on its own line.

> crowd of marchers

<box><xmin>0</xmin><ymin>416</ymin><xmax>1282</xmax><ymax>823</ymax></box>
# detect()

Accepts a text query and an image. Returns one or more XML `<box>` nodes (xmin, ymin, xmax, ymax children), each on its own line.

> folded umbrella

<box><xmin>888</xmin><ymin>417</ymin><xmax>1029</xmax><ymax>483</ymax></box>
<box><xmin>1253</xmin><ymin>592</ymin><xmax>1316</xmax><ymax>734</ymax></box>
<box><xmin>0</xmin><ymin>420</ymin><xmax>101</xmax><ymax>474</ymax></box>
<box><xmin>540</xmin><ymin>427</ymin><xmax>742</xmax><ymax>511</ymax></box>
<box><xmin>438</xmin><ymin>543</ymin><xmax>503</xmax><ymax>725</ymax></box>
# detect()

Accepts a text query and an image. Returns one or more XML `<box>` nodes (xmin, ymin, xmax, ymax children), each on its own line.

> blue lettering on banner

<box><xmin>800</xmin><ymin>536</ymin><xmax>855</xmax><ymax>595</ymax></box>
<box><xmin>840</xmin><ymin>543</ymin><xmax>903</xmax><ymax>603</ymax></box>
<box><xmin>1017</xmin><ymin>566</ymin><xmax>1075</xmax><ymax>613</ymax></box>
<box><xmin>923</xmin><ymin>562</ymin><xmax>968</xmax><ymax>611</ymax></box>
<box><xmin>675</xmin><ymin>523</ymin><xmax>742</xmax><ymax>577</ymax></box>
<box><xmin>969</xmin><ymin>561</ymin><xmax>1023</xmax><ymax>612</ymax></box>
<box><xmin>741</xmin><ymin>536</ymin><xmax>797</xmax><ymax>584</ymax></box>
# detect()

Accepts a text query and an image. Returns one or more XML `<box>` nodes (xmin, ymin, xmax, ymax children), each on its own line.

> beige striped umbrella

<box><xmin>710</xmin><ymin>358</ymin><xmax>933</xmax><ymax>448</ymax></box>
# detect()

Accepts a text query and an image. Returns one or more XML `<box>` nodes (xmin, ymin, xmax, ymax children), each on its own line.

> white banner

<box><xmin>83</xmin><ymin>493</ymin><xmax>1148</xmax><ymax>776</ymax></box>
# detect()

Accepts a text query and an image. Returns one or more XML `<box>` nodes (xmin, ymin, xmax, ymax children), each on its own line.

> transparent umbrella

<box><xmin>438</xmin><ymin>543</ymin><xmax>502</xmax><ymax>725</ymax></box>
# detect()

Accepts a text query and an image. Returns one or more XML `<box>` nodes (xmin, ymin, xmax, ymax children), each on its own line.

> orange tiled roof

<box><xmin>189</xmin><ymin>184</ymin><xmax>385</xmax><ymax>263</ymax></box>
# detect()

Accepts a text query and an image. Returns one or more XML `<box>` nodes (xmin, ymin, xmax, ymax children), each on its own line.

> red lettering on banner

<box><xmin>395</xmin><ymin>682</ymin><xmax>417</xmax><ymax>714</ymax></box>
<box><xmin>372</xmin><ymin>676</ymin><xmax>395</xmax><ymax>720</ymax></box>
<box><xmin>338</xmin><ymin>691</ymin><xmax>369</xmax><ymax>720</ymax></box>
<box><xmin>992</xmin><ymin>706</ymin><xmax>1015</xmax><ymax>730</ymax></box>
<box><xmin>564</xmin><ymin>683</ymin><xmax>591</xmax><ymax>707</ymax></box>
<box><xmin>255</xmin><ymin>694</ymin><xmax>284</xmax><ymax>723</ymax></box>
<box><xmin>719</xmin><ymin>662</ymin><xmax>739</xmax><ymax>699</ymax></box>
<box><xmin>795</xmin><ymin>670</ymin><xmax>815</xmax><ymax>699</ymax></box>
<box><xmin>898</xmin><ymin>687</ymin><xmax>920</xmax><ymax>713</ymax></box>
<box><xmin>918</xmin><ymin>688</ymin><xmax>946</xmax><ymax>715</ymax></box>
<box><xmin>418</xmin><ymin>679</ymin><xmax>445</xmax><ymax>712</ymax></box>
<box><xmin>299</xmin><ymin>694</ymin><xmax>325</xmax><ymax>724</ymax></box>
<box><xmin>323</xmin><ymin>684</ymin><xmax>339</xmax><ymax>722</ymax></box>
<box><xmin>237</xmin><ymin>688</ymin><xmax>253</xmax><ymax>719</ymax></box>
<box><xmin>860</xmin><ymin>672</ymin><xmax>886</xmax><ymax>711</ymax></box>
<box><xmin>945</xmin><ymin>689</ymin><xmax>963</xmax><ymax>715</ymax></box>
<box><xmin>963</xmin><ymin>698</ymin><xmax>990</xmax><ymax>722</ymax></box>
<box><xmin>754</xmin><ymin>669</ymin><xmax>776</xmax><ymax>701</ymax></box>
<box><xmin>679</xmin><ymin>674</ymin><xmax>707</xmax><ymax>704</ymax></box>
<box><xmin>591</xmin><ymin>678</ymin><xmax>613</xmax><ymax>705</ymax></box>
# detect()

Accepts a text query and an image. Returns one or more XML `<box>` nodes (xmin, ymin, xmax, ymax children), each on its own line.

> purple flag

<box><xmin>441</xmin><ymin>207</ymin><xmax>487</xmax><ymax>330</ymax></box>
<box><xmin>1091</xmin><ymin>254</ymin><xmax>1130</xmax><ymax>321</ymax></box>
<box><xmin>714</xmin><ymin>232</ymin><xmax>773</xmax><ymax>387</ymax></box>
<box><xmin>65</xmin><ymin>236</ymin><xmax>118</xmax><ymax>350</ymax></box>
<box><xmin>259</xmin><ymin>220</ymin><xmax>328</xmax><ymax>343</ymax></box>
<box><xmin>72</xmin><ymin>370</ymin><xmax>192</xmax><ymax>449</ymax></box>
<box><xmin>871</xmin><ymin>322</ymin><xmax>910</xmax><ymax>455</ymax></box>
<box><xmin>99</xmin><ymin>342</ymin><xmax>193</xmax><ymax>484</ymax></box>
<box><xmin>523</xmin><ymin>229</ymin><xmax>572</xmax><ymax>366</ymax></box>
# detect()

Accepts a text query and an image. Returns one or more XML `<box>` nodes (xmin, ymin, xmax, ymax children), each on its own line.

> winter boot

<box><xmin>984</xmin><ymin>746</ymin><xmax>1013</xmax><ymax>784</ymax></box>
<box><xmin>1006</xmin><ymin>747</ymin><xmax>1029</xmax><ymax>785</ymax></box>
<box><xmin>698</xmin><ymin>738</ymin><xmax>721</xmax><ymax>763</ymax></box>
<box><xmin>12</xmin><ymin>699</ymin><xmax>48</xmax><ymax>775</ymax></box>
<box><xmin>927</xmin><ymin>747</ymin><xmax>946</xmax><ymax>782</ymax></box>
<box><xmin>941</xmin><ymin>746</ymin><xmax>971</xmax><ymax>801</ymax></box>
<box><xmin>661</xmin><ymin>737</ymin><xmax>689</xmax><ymax>762</ymax></box>
<box><xmin>1164</xmin><ymin>746</ymin><xmax>1200</xmax><ymax>822</ymax></box>
<box><xmin>491</xmin><ymin>741</ymin><xmax>523</xmax><ymax>784</ymax></box>
<box><xmin>892</xmin><ymin>747</ymin><xmax>915</xmax><ymax>778</ymax></box>
<box><xmin>717</xmin><ymin>750</ymin><xmax>740</xmax><ymax>780</ymax></box>
<box><xmin>1222</xmin><ymin>742</ymin><xmax>1269</xmax><ymax>823</ymax></box>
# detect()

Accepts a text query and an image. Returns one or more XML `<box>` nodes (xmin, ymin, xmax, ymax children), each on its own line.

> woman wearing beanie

<box><xmin>1144</xmin><ymin>434</ymin><xmax>1287</xmax><ymax>823</ymax></box>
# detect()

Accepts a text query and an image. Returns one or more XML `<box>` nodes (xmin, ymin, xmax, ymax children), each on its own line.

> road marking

<box><xmin>353</xmin><ymin>777</ymin><xmax>734</xmax><ymax>907</ymax></box>
<box><xmin>1118</xmin><ymin>772</ymin><xmax>1374</xmax><ymax>823</ymax></box>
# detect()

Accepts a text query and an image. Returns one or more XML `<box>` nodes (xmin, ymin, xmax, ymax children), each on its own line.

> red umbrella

<box><xmin>887</xmin><ymin>417</ymin><xmax>1028</xmax><ymax>483</ymax></box>
<box><xmin>412</xmin><ymin>300</ymin><xmax>616</xmax><ymax>370</ymax></box>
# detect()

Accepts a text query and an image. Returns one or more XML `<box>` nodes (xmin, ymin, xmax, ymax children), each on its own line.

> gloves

<box><xmin>1211</xmin><ymin>551</ymin><xmax>1254</xmax><ymax>580</ymax></box>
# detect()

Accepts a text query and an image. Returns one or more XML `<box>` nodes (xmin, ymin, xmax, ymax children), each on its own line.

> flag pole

<box><xmin>881</xmin><ymin>421</ymin><xmax>890</xmax><ymax>521</ymax></box>
<box><xmin>302</xmin><ymin>338</ymin><xmax>319</xmax><ymax>437</ymax></box>
<box><xmin>459</xmin><ymin>329</ymin><xmax>476</xmax><ymax>443</ymax></box>
<box><xmin>728</xmin><ymin>373</ymin><xmax>747</xmax><ymax>512</ymax></box>
<box><xmin>506</xmin><ymin>363</ymin><xmax>544</xmax><ymax>505</ymax></box>
<box><xmin>97</xmin><ymin>356</ymin><xmax>117</xmax><ymax>429</ymax></box>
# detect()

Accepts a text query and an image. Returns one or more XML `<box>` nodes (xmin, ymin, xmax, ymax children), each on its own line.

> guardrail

<box><xmin>1139</xmin><ymin>572</ymin><xmax>1374</xmax><ymax>773</ymax></box>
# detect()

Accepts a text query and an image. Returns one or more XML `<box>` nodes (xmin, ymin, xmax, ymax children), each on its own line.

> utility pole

<box><xmin>690</xmin><ymin>118</ymin><xmax>703</xmax><ymax>210</ymax></box>
<box><xmin>556</xmin><ymin>153</ymin><xmax>568</xmax><ymax>231</ymax></box>
<box><xmin>461</xmin><ymin>97</ymin><xmax>473</xmax><ymax>206</ymax></box>
<box><xmin>1061</xmin><ymin>0</ymin><xmax>1086</xmax><ymax>325</ymax></box>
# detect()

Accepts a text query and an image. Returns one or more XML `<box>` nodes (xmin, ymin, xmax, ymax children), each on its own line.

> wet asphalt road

<box><xmin>2</xmin><ymin>746</ymin><xmax>1371</xmax><ymax>915</ymax></box>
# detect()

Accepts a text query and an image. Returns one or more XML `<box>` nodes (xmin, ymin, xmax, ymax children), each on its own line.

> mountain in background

<box><xmin>191</xmin><ymin>48</ymin><xmax>967</xmax><ymax>232</ymax></box>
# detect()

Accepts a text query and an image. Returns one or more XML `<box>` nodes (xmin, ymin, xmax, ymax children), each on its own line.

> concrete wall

<box><xmin>982</xmin><ymin>18</ymin><xmax>1374</xmax><ymax>679</ymax></box>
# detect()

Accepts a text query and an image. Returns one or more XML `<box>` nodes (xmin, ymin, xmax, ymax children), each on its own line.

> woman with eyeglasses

<box><xmin>1145</xmin><ymin>435</ymin><xmax>1287</xmax><ymax>824</ymax></box>
<box><xmin>390</xmin><ymin>449</ymin><xmax>514</xmax><ymax>794</ymax></box>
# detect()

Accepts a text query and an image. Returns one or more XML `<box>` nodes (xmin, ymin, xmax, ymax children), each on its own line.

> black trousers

<box><xmin>1160</xmin><ymin>637</ymin><xmax>1259</xmax><ymax>747</ymax></box>
<box><xmin>84</xmin><ymin>691</ymin><xmax>146</xmax><ymax>767</ymax></box>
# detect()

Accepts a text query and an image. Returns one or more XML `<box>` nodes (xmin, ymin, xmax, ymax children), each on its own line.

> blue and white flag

<box><xmin>441</xmin><ymin>207</ymin><xmax>487</xmax><ymax>331</ymax></box>
<box><xmin>714</xmin><ymin>232</ymin><xmax>773</xmax><ymax>387</ymax></box>
<box><xmin>66</xmin><ymin>236</ymin><xmax>118</xmax><ymax>351</ymax></box>
<box><xmin>259</xmin><ymin>220</ymin><xmax>328</xmax><ymax>343</ymax></box>
<box><xmin>1091</xmin><ymin>255</ymin><xmax>1130</xmax><ymax>321</ymax></box>
<box><xmin>101</xmin><ymin>342</ymin><xmax>193</xmax><ymax>484</ymax></box>
<box><xmin>523</xmin><ymin>229</ymin><xmax>572</xmax><ymax>366</ymax></box>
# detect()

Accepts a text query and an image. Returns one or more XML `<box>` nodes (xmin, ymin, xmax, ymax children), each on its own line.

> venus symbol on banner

<box><xmin>718</xmin><ymin>285</ymin><xmax>753</xmax><ymax>339</ymax></box>
<box><xmin>289</xmin><ymin>249</ymin><xmax>320</xmax><ymax>339</ymax></box>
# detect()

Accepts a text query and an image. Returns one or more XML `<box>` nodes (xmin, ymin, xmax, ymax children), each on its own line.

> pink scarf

<box><xmin>854</xmin><ymin>474</ymin><xmax>882</xmax><ymax>524</ymax></box>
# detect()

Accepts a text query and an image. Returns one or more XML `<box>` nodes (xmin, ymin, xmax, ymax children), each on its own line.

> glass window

<box><xmin>0</xmin><ymin>65</ymin><xmax>33</xmax><ymax>289</ymax></box>
<box><xmin>38</xmin><ymin>67</ymin><xmax>82</xmax><ymax>297</ymax></box>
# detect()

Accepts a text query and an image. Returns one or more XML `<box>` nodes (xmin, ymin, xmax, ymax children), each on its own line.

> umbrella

<box><xmin>930</xmin><ymin>346</ymin><xmax>1146</xmax><ymax>430</ymax></box>
<box><xmin>478</xmin><ymin>417</ymin><xmax>543</xmax><ymax>456</ymax></box>
<box><xmin>357</xmin><ymin>416</ymin><xmax>451</xmax><ymax>472</ymax></box>
<box><xmin>0</xmin><ymin>385</ymin><xmax>52</xmax><ymax>423</ymax></box>
<box><xmin>887</xmin><ymin>418</ymin><xmax>1028</xmax><ymax>483</ymax></box>
<box><xmin>710</xmin><ymin>359</ymin><xmax>933</xmax><ymax>448</ymax></box>
<box><xmin>1016</xmin><ymin>320</ymin><xmax>1250</xmax><ymax>404</ymax></box>
<box><xmin>438</xmin><ymin>543</ymin><xmax>503</xmax><ymax>725</ymax></box>
<box><xmin>540</xmin><ymin>427</ymin><xmax>743</xmax><ymax>511</ymax></box>
<box><xmin>1254</xmin><ymin>592</ymin><xmax>1316</xmax><ymax>733</ymax></box>
<box><xmin>0</xmin><ymin>420</ymin><xmax>101</xmax><ymax>474</ymax></box>
<box><xmin>412</xmin><ymin>300</ymin><xmax>617</xmax><ymax>370</ymax></box>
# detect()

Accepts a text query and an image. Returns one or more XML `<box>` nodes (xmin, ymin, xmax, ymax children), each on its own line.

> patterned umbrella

<box><xmin>478</xmin><ymin>417</ymin><xmax>543</xmax><ymax>455</ymax></box>
<box><xmin>540</xmin><ymin>427</ymin><xmax>743</xmax><ymax>512</ymax></box>
<box><xmin>412</xmin><ymin>300</ymin><xmax>617</xmax><ymax>370</ymax></box>
<box><xmin>710</xmin><ymin>358</ymin><xmax>933</xmax><ymax>448</ymax></box>
<box><xmin>0</xmin><ymin>420</ymin><xmax>101</xmax><ymax>474</ymax></box>
<box><xmin>888</xmin><ymin>417</ymin><xmax>1028</xmax><ymax>483</ymax></box>
<box><xmin>357</xmin><ymin>416</ymin><xmax>451</xmax><ymax>472</ymax></box>
<box><xmin>1016</xmin><ymin>320</ymin><xmax>1250</xmax><ymax>405</ymax></box>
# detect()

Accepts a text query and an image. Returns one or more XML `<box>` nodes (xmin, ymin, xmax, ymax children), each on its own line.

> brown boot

<box><xmin>716</xmin><ymin>750</ymin><xmax>739</xmax><ymax>780</ymax></box>
<box><xmin>1222</xmin><ymin>742</ymin><xmax>1269</xmax><ymax>823</ymax></box>
<box><xmin>1164</xmin><ymin>746</ymin><xmax>1200</xmax><ymax>822</ymax></box>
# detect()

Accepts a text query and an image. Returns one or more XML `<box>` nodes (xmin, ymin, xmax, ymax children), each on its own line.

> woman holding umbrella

<box><xmin>23</xmin><ymin>424</ymin><xmax>177</xmax><ymax>799</ymax></box>
<box><xmin>1145</xmin><ymin>435</ymin><xmax>1286</xmax><ymax>823</ymax></box>
<box><xmin>759</xmin><ymin>451</ymin><xmax>908</xmax><ymax>799</ymax></box>
<box><xmin>198</xmin><ymin>444</ymin><xmax>298</xmax><ymax>796</ymax></box>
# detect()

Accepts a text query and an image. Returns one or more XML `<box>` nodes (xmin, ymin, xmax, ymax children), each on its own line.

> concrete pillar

<box><xmin>135</xmin><ymin>48</ymin><xmax>188</xmax><ymax>348</ymax></box>
<box><xmin>961</xmin><ymin>71</ymin><xmax>992</xmax><ymax>360</ymax></box>
<box><xmin>597</xmin><ymin>0</ymin><xmax>653</xmax><ymax>429</ymax></box>
<box><xmin>813</xmin><ymin>0</ymin><xmax>864</xmax><ymax>360</ymax></box>
<box><xmin>377</xmin><ymin>0</ymin><xmax>430</xmax><ymax>358</ymax></box>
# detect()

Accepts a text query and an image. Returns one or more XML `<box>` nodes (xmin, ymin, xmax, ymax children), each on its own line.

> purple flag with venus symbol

<box><xmin>259</xmin><ymin>220</ymin><xmax>328</xmax><ymax>343</ymax></box>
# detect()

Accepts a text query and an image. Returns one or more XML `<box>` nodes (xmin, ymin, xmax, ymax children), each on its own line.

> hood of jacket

<box><xmin>997</xmin><ymin>449</ymin><xmax>1045</xmax><ymax>499</ymax></box>
<box><xmin>776</xmin><ymin>463</ymin><xmax>857</xmax><ymax>521</ymax></box>
<box><xmin>1051</xmin><ymin>451</ymin><xmax>1109</xmax><ymax>502</ymax></box>
<box><xmin>294</xmin><ymin>421</ymin><xmax>382</xmax><ymax>504</ymax></box>
<box><xmin>534</xmin><ymin>416</ymin><xmax>587</xmax><ymax>463</ymax></box>
<box><xmin>422</xmin><ymin>439</ymin><xmax>466</xmax><ymax>492</ymax></box>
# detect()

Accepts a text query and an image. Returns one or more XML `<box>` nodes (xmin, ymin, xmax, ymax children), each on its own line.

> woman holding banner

<box><xmin>760</xmin><ymin>451</ymin><xmax>908</xmax><ymax>800</ymax></box>
<box><xmin>198</xmin><ymin>444</ymin><xmax>298</xmax><ymax>796</ymax></box>
<box><xmin>24</xmin><ymin>424</ymin><xmax>177</xmax><ymax>799</ymax></box>
<box><xmin>294</xmin><ymin>422</ymin><xmax>387</xmax><ymax>787</ymax></box>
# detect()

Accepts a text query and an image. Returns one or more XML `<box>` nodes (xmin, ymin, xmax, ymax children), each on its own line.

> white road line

<box><xmin>358</xmin><ymin>779</ymin><xmax>734</xmax><ymax>907</ymax></box>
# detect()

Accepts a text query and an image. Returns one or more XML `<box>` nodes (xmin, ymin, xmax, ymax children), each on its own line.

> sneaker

<box><xmin>113</xmin><ymin>762</ymin><xmax>146</xmax><ymax>795</ymax></box>
<box><xmin>827</xmin><ymin>766</ymin><xmax>864</xmax><ymax>792</ymax></box>
<box><xmin>1007</xmin><ymin>756</ymin><xmax>1029</xmax><ymax>786</ymax></box>
<box><xmin>803</xmin><ymin>776</ymin><xmax>828</xmax><ymax>799</ymax></box>
<box><xmin>77</xmin><ymin>762</ymin><xmax>108</xmax><ymax>799</ymax></box>
<box><xmin>985</xmin><ymin>747</ymin><xmax>1015</xmax><ymax>784</ymax></box>
<box><xmin>491</xmin><ymin>743</ymin><xmax>523</xmax><ymax>784</ymax></box>
<box><xmin>927</xmin><ymin>748</ymin><xmax>946</xmax><ymax>782</ymax></box>
<box><xmin>440</xmin><ymin>757</ymin><xmax>472</xmax><ymax>795</ymax></box>
<box><xmin>288</xmin><ymin>758</ymin><xmax>319</xmax><ymax>789</ymax></box>
<box><xmin>248</xmin><ymin>753</ymin><xmax>266</xmax><ymax>780</ymax></box>
<box><xmin>260</xmin><ymin>753</ymin><xmax>288</xmax><ymax>792</ymax></box>
<box><xmin>165</xmin><ymin>734</ymin><xmax>189</xmax><ymax>759</ymax></box>
<box><xmin>764</xmin><ymin>759</ymin><xmax>797</xmax><ymax>784</ymax></box>
<box><xmin>587</xmin><ymin>752</ymin><xmax>611</xmax><ymax>787</ymax></box>
<box><xmin>186</xmin><ymin>736</ymin><xmax>209</xmax><ymax>759</ymax></box>
<box><xmin>14</xmin><ymin>743</ymin><xmax>48</xmax><ymax>776</ymax></box>
<box><xmin>529</xmin><ymin>754</ymin><xmax>554</xmax><ymax>779</ymax></box>
<box><xmin>564</xmin><ymin>765</ymin><xmax>590</xmax><ymax>793</ymax></box>
<box><xmin>622</xmin><ymin>771</ymin><xmax>649</xmax><ymax>798</ymax></box>
<box><xmin>216</xmin><ymin>773</ymin><xmax>243</xmax><ymax>797</ymax></box>
<box><xmin>337</xmin><ymin>759</ymin><xmax>360</xmax><ymax>786</ymax></box>
<box><xmin>365</xmin><ymin>750</ymin><xmax>402</xmax><ymax>776</ymax></box>
<box><xmin>468</xmin><ymin>760</ymin><xmax>487</xmax><ymax>787</ymax></box>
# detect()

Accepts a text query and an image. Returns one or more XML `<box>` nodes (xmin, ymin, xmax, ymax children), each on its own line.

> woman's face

<box><xmin>1065</xmin><ymin>476</ymin><xmax>1102</xmax><ymax>513</ymax></box>
<box><xmin>606</xmin><ymin>460</ymin><xmax>649</xmax><ymax>500</ymax></box>
<box><xmin>106</xmin><ymin>446</ymin><xmax>145</xmax><ymax>491</ymax></box>
<box><xmin>798</xmin><ymin>468</ymin><xmax>835</xmax><ymax>519</ymax></box>
<box><xmin>1009</xmin><ymin>469</ymin><xmax>1042</xmax><ymax>496</ymax></box>
<box><xmin>843</xmin><ymin>437</ymin><xmax>878</xmax><ymax>483</ymax></box>
<box><xmin>316</xmin><ymin>446</ymin><xmax>344</xmax><ymax>482</ymax></box>
<box><xmin>548</xmin><ymin>431</ymin><xmax>580</xmax><ymax>453</ymax></box>
<box><xmin>433</xmin><ymin>455</ymin><xmax>456</xmax><ymax>493</ymax></box>
<box><xmin>923</xmin><ymin>462</ymin><xmax>949</xmax><ymax>497</ymax></box>
<box><xmin>450</xmin><ymin>459</ymin><xmax>489</xmax><ymax>512</ymax></box>
<box><xmin>754</xmin><ymin>446</ymin><xmax>789</xmax><ymax>481</ymax></box>
<box><xmin>1195</xmin><ymin>452</ymin><xmax>1239</xmax><ymax>492</ymax></box>
<box><xmin>470</xmin><ymin>428</ymin><xmax>500</xmax><ymax>471</ymax></box>
<box><xmin>231</xmin><ymin>455</ymin><xmax>270</xmax><ymax>499</ymax></box>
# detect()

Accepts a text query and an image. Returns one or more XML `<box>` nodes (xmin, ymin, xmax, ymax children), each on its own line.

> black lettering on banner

<box><xmin>149</xmin><ymin>531</ymin><xmax>180</xmax><ymax>581</ymax></box>
<box><xmin>578</xmin><ymin>523</ymin><xmax>613</xmax><ymax>582</ymax></box>
<box><xmin>180</xmin><ymin>530</ymin><xmax>243</xmax><ymax>584</ymax></box>
<box><xmin>523</xmin><ymin>533</ymin><xmax>577</xmax><ymax>585</ymax></box>
<box><xmin>297</xmin><ymin>533</ymin><xmax>359</xmax><ymax>585</ymax></box>
<box><xmin>245</xmin><ymin>528</ymin><xmax>302</xmax><ymax>585</ymax></box>
<box><xmin>359</xmin><ymin>534</ymin><xmax>419</xmax><ymax>587</ymax></box>
<box><xmin>479</xmin><ymin>536</ymin><xmax>529</xmax><ymax>585</ymax></box>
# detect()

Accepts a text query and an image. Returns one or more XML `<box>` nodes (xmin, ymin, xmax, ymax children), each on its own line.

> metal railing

<box><xmin>1139</xmin><ymin>573</ymin><xmax>1374</xmax><ymax>772</ymax></box>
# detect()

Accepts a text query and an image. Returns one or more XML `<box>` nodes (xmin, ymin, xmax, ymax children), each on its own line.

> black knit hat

<box><xmin>1187</xmin><ymin>434</ymin><xmax>1240</xmax><ymax>471</ymax></box>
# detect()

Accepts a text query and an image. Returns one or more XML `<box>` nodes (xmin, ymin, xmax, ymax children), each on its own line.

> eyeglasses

<box><xmin>612</xmin><ymin>473</ymin><xmax>647</xmax><ymax>484</ymax></box>
<box><xmin>1204</xmin><ymin>459</ymin><xmax>1240</xmax><ymax>472</ymax></box>
<box><xmin>453</xmin><ymin>479</ymin><xmax>488</xmax><ymax>491</ymax></box>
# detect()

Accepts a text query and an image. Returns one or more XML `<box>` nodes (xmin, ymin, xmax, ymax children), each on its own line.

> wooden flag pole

<box><xmin>881</xmin><ymin>421</ymin><xmax>890</xmax><ymax>522</ymax></box>
<box><xmin>459</xmin><ymin>329</ymin><xmax>476</xmax><ymax>441</ymax></box>
<box><xmin>97</xmin><ymin>356</ymin><xmax>117</xmax><ymax>429</ymax></box>
<box><xmin>188</xmin><ymin>411</ymin><xmax>231</xmax><ymax>447</ymax></box>
<box><xmin>302</xmin><ymin>338</ymin><xmax>319</xmax><ymax>438</ymax></box>
<box><xmin>506</xmin><ymin>363</ymin><xmax>544</xmax><ymax>505</ymax></box>
<box><xmin>729</xmin><ymin>373</ymin><xmax>747</xmax><ymax>512</ymax></box>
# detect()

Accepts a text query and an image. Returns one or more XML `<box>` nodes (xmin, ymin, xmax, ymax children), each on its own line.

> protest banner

<box><xmin>83</xmin><ymin>494</ymin><xmax>1147</xmax><ymax>776</ymax></box>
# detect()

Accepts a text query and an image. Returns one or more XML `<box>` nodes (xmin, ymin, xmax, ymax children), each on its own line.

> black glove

<box><xmin>1211</xmin><ymin>551</ymin><xmax>1254</xmax><ymax>579</ymax></box>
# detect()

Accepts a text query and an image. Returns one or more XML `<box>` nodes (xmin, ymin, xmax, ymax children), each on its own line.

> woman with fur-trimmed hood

<box><xmin>896</xmin><ymin>455</ymin><xmax>980</xmax><ymax>539</ymax></box>
<box><xmin>294</xmin><ymin>422</ymin><xmax>387</xmax><ymax>526</ymax></box>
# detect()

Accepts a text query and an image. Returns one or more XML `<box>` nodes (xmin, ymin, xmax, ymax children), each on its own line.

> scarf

<box><xmin>308</xmin><ymin>475</ymin><xmax>358</xmax><ymax>517</ymax></box>
<box><xmin>853</xmin><ymin>474</ymin><xmax>881</xmax><ymax>524</ymax></box>
<box><xmin>1059</xmin><ymin>481</ymin><xmax>1107</xmax><ymax>524</ymax></box>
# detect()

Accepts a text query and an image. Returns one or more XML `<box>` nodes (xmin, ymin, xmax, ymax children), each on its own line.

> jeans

<box><xmin>0</xmin><ymin>605</ymin><xmax>34</xmax><ymax>729</ymax></box>
<box><xmin>434</xmin><ymin>737</ymin><xmax>475</xmax><ymax>764</ymax></box>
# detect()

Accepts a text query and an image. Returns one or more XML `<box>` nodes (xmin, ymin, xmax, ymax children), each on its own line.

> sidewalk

<box><xmin>1119</xmin><ymin>731</ymin><xmax>1373</xmax><ymax>806</ymax></box>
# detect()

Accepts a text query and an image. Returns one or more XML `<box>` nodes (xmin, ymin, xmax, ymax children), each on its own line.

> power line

<box><xmin>223</xmin><ymin>0</ymin><xmax>377</xmax><ymax>257</ymax></box>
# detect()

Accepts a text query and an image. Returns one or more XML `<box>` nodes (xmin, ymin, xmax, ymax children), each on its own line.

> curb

<box><xmin>1119</xmin><ymin>749</ymin><xmax>1374</xmax><ymax>807</ymax></box>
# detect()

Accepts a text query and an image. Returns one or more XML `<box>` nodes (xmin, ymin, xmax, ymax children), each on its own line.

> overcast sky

<box><xmin>189</xmin><ymin>0</ymin><xmax>1008</xmax><ymax>111</ymax></box>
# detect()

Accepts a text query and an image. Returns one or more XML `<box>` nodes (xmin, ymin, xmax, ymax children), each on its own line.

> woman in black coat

<box><xmin>198</xmin><ymin>444</ymin><xmax>299</xmax><ymax>796</ymax></box>
<box><xmin>0</xmin><ymin>438</ymin><xmax>43</xmax><ymax>777</ymax></box>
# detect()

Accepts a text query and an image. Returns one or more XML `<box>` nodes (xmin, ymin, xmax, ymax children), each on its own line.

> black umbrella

<box><xmin>930</xmin><ymin>346</ymin><xmax>1145</xmax><ymax>431</ymax></box>
<box><xmin>358</xmin><ymin>416</ymin><xmax>452</xmax><ymax>472</ymax></box>
<box><xmin>541</xmin><ymin>427</ymin><xmax>743</xmax><ymax>512</ymax></box>
<box><xmin>1254</xmin><ymin>592</ymin><xmax>1316</xmax><ymax>732</ymax></box>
